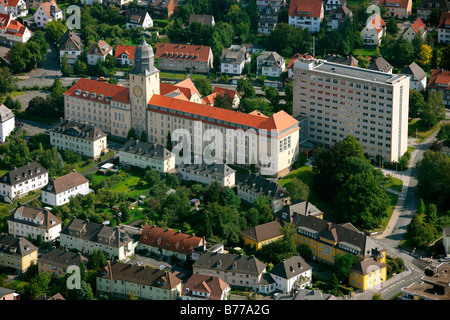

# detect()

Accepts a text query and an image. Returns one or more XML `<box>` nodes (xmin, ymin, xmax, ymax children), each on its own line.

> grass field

<box><xmin>408</xmin><ymin>119</ymin><xmax>442</xmax><ymax>142</ymax></box>
<box><xmin>159</xmin><ymin>72</ymin><xmax>187</xmax><ymax>81</ymax></box>
<box><xmin>353</xmin><ymin>47</ymin><xmax>376</xmax><ymax>56</ymax></box>
<box><xmin>384</xmin><ymin>175</ymin><xmax>404</xmax><ymax>193</ymax></box>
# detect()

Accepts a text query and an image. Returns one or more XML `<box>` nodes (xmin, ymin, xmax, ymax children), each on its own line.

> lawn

<box><xmin>408</xmin><ymin>119</ymin><xmax>442</xmax><ymax>142</ymax></box>
<box><xmin>384</xmin><ymin>175</ymin><xmax>403</xmax><ymax>193</ymax></box>
<box><xmin>353</xmin><ymin>48</ymin><xmax>376</xmax><ymax>56</ymax></box>
<box><xmin>159</xmin><ymin>72</ymin><xmax>187</xmax><ymax>81</ymax></box>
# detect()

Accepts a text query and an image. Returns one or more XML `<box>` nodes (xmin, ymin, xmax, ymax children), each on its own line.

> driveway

<box><xmin>15</xmin><ymin>90</ymin><xmax>49</xmax><ymax>111</ymax></box>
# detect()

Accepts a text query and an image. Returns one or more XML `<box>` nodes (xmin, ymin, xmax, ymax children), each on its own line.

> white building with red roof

<box><xmin>114</xmin><ymin>44</ymin><xmax>136</xmax><ymax>66</ymax></box>
<box><xmin>428</xmin><ymin>69</ymin><xmax>450</xmax><ymax>107</ymax></box>
<box><xmin>0</xmin><ymin>13</ymin><xmax>32</xmax><ymax>46</ymax></box>
<box><xmin>0</xmin><ymin>0</ymin><xmax>28</xmax><ymax>19</ymax></box>
<box><xmin>438</xmin><ymin>12</ymin><xmax>450</xmax><ymax>44</ymax></box>
<box><xmin>87</xmin><ymin>39</ymin><xmax>113</xmax><ymax>66</ymax></box>
<box><xmin>288</xmin><ymin>0</ymin><xmax>324</xmax><ymax>33</ymax></box>
<box><xmin>403</xmin><ymin>17</ymin><xmax>427</xmax><ymax>42</ymax></box>
<box><xmin>33</xmin><ymin>0</ymin><xmax>63</xmax><ymax>28</ymax></box>
<box><xmin>361</xmin><ymin>13</ymin><xmax>386</xmax><ymax>46</ymax></box>
<box><xmin>182</xmin><ymin>274</ymin><xmax>231</xmax><ymax>300</ymax></box>
<box><xmin>155</xmin><ymin>42</ymin><xmax>213</xmax><ymax>74</ymax></box>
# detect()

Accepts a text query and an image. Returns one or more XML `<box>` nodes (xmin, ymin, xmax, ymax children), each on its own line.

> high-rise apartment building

<box><xmin>293</xmin><ymin>58</ymin><xmax>410</xmax><ymax>163</ymax></box>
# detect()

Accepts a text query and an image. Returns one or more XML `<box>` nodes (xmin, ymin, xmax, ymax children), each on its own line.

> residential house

<box><xmin>401</xmin><ymin>262</ymin><xmax>450</xmax><ymax>300</ymax></box>
<box><xmin>7</xmin><ymin>205</ymin><xmax>62</xmax><ymax>242</ymax></box>
<box><xmin>438</xmin><ymin>12</ymin><xmax>450</xmax><ymax>44</ymax></box>
<box><xmin>323</xmin><ymin>54</ymin><xmax>358</xmax><ymax>67</ymax></box>
<box><xmin>256</xmin><ymin>0</ymin><xmax>286</xmax><ymax>11</ymax></box>
<box><xmin>275</xmin><ymin>289</ymin><xmax>333</xmax><ymax>300</ymax></box>
<box><xmin>240</xmin><ymin>43</ymin><xmax>264</xmax><ymax>54</ymax></box>
<box><xmin>159</xmin><ymin>78</ymin><xmax>203</xmax><ymax>103</ymax></box>
<box><xmin>125</xmin><ymin>9</ymin><xmax>153</xmax><ymax>29</ymax></box>
<box><xmin>189</xmin><ymin>14</ymin><xmax>215</xmax><ymax>27</ymax></box>
<box><xmin>24</xmin><ymin>0</ymin><xmax>40</xmax><ymax>8</ymax></box>
<box><xmin>0</xmin><ymin>287</ymin><xmax>19</xmax><ymax>300</ymax></box>
<box><xmin>0</xmin><ymin>233</ymin><xmax>38</xmax><ymax>273</ymax></box>
<box><xmin>87</xmin><ymin>39</ymin><xmax>113</xmax><ymax>66</ymax></box>
<box><xmin>155</xmin><ymin>42</ymin><xmax>213</xmax><ymax>74</ymax></box>
<box><xmin>378</xmin><ymin>0</ymin><xmax>412</xmax><ymax>19</ymax></box>
<box><xmin>202</xmin><ymin>86</ymin><xmax>240</xmax><ymax>109</ymax></box>
<box><xmin>256</xmin><ymin>50</ymin><xmax>286</xmax><ymax>77</ymax></box>
<box><xmin>324</xmin><ymin>0</ymin><xmax>346</xmax><ymax>11</ymax></box>
<box><xmin>428</xmin><ymin>68</ymin><xmax>450</xmax><ymax>107</ymax></box>
<box><xmin>326</xmin><ymin>4</ymin><xmax>353</xmax><ymax>30</ymax></box>
<box><xmin>288</xmin><ymin>0</ymin><xmax>324</xmax><ymax>33</ymax></box>
<box><xmin>443</xmin><ymin>227</ymin><xmax>450</xmax><ymax>257</ymax></box>
<box><xmin>119</xmin><ymin>139</ymin><xmax>175</xmax><ymax>173</ymax></box>
<box><xmin>182</xmin><ymin>274</ymin><xmax>230</xmax><ymax>300</ymax></box>
<box><xmin>278</xmin><ymin>199</ymin><xmax>324</xmax><ymax>222</ymax></box>
<box><xmin>97</xmin><ymin>260</ymin><xmax>182</xmax><ymax>300</ymax></box>
<box><xmin>41</xmin><ymin>171</ymin><xmax>93</xmax><ymax>207</ymax></box>
<box><xmin>368</xmin><ymin>56</ymin><xmax>393</xmax><ymax>73</ymax></box>
<box><xmin>177</xmin><ymin>162</ymin><xmax>236</xmax><ymax>187</ymax></box>
<box><xmin>33</xmin><ymin>0</ymin><xmax>63</xmax><ymax>28</ymax></box>
<box><xmin>49</xmin><ymin>119</ymin><xmax>108</xmax><ymax>160</ymax></box>
<box><xmin>241</xmin><ymin>220</ymin><xmax>285</xmax><ymax>250</ymax></box>
<box><xmin>258</xmin><ymin>4</ymin><xmax>279</xmax><ymax>34</ymax></box>
<box><xmin>220</xmin><ymin>46</ymin><xmax>250</xmax><ymax>75</ymax></box>
<box><xmin>0</xmin><ymin>162</ymin><xmax>48</xmax><ymax>202</ymax></box>
<box><xmin>38</xmin><ymin>247</ymin><xmax>88</xmax><ymax>277</ymax></box>
<box><xmin>417</xmin><ymin>0</ymin><xmax>449</xmax><ymax>22</ymax></box>
<box><xmin>59</xmin><ymin>217</ymin><xmax>141</xmax><ymax>260</ymax></box>
<box><xmin>400</xmin><ymin>62</ymin><xmax>427</xmax><ymax>92</ymax></box>
<box><xmin>139</xmin><ymin>225</ymin><xmax>205</xmax><ymax>261</ymax></box>
<box><xmin>192</xmin><ymin>252</ymin><xmax>267</xmax><ymax>290</ymax></box>
<box><xmin>0</xmin><ymin>13</ymin><xmax>32</xmax><ymax>46</ymax></box>
<box><xmin>59</xmin><ymin>29</ymin><xmax>83</xmax><ymax>66</ymax></box>
<box><xmin>0</xmin><ymin>0</ymin><xmax>28</xmax><ymax>19</ymax></box>
<box><xmin>268</xmin><ymin>254</ymin><xmax>312</xmax><ymax>293</ymax></box>
<box><xmin>361</xmin><ymin>13</ymin><xmax>386</xmax><ymax>46</ymax></box>
<box><xmin>114</xmin><ymin>44</ymin><xmax>136</xmax><ymax>66</ymax></box>
<box><xmin>191</xmin><ymin>242</ymin><xmax>224</xmax><ymax>261</ymax></box>
<box><xmin>403</xmin><ymin>17</ymin><xmax>427</xmax><ymax>42</ymax></box>
<box><xmin>287</xmin><ymin>213</ymin><xmax>388</xmax><ymax>291</ymax></box>
<box><xmin>287</xmin><ymin>53</ymin><xmax>314</xmax><ymax>79</ymax></box>
<box><xmin>0</xmin><ymin>103</ymin><xmax>14</xmax><ymax>143</ymax></box>
<box><xmin>236</xmin><ymin>173</ymin><xmax>290</xmax><ymax>212</ymax></box>
<box><xmin>148</xmin><ymin>0</ymin><xmax>176</xmax><ymax>18</ymax></box>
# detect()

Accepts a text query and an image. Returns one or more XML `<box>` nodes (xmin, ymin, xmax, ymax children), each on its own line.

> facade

<box><xmin>147</xmin><ymin>0</ymin><xmax>175</xmax><ymax>18</ymax></box>
<box><xmin>38</xmin><ymin>247</ymin><xmax>88</xmax><ymax>277</ymax></box>
<box><xmin>417</xmin><ymin>0</ymin><xmax>449</xmax><ymax>22</ymax></box>
<box><xmin>59</xmin><ymin>29</ymin><xmax>83</xmax><ymax>66</ymax></box>
<box><xmin>87</xmin><ymin>39</ymin><xmax>113</xmax><ymax>66</ymax></box>
<box><xmin>438</xmin><ymin>12</ymin><xmax>450</xmax><ymax>44</ymax></box>
<box><xmin>114</xmin><ymin>45</ymin><xmax>136</xmax><ymax>66</ymax></box>
<box><xmin>192</xmin><ymin>252</ymin><xmax>267</xmax><ymax>290</ymax></box>
<box><xmin>155</xmin><ymin>42</ymin><xmax>213</xmax><ymax>74</ymax></box>
<box><xmin>182</xmin><ymin>274</ymin><xmax>230</xmax><ymax>300</ymax></box>
<box><xmin>379</xmin><ymin>0</ymin><xmax>412</xmax><ymax>19</ymax></box>
<box><xmin>326</xmin><ymin>5</ymin><xmax>352</xmax><ymax>31</ymax></box>
<box><xmin>288</xmin><ymin>0</ymin><xmax>324</xmax><ymax>33</ymax></box>
<box><xmin>325</xmin><ymin>0</ymin><xmax>346</xmax><ymax>11</ymax></box>
<box><xmin>401</xmin><ymin>262</ymin><xmax>450</xmax><ymax>300</ymax></box>
<box><xmin>189</xmin><ymin>14</ymin><xmax>215</xmax><ymax>27</ymax></box>
<box><xmin>258</xmin><ymin>4</ymin><xmax>279</xmax><ymax>34</ymax></box>
<box><xmin>236</xmin><ymin>173</ymin><xmax>290</xmax><ymax>212</ymax></box>
<box><xmin>0</xmin><ymin>162</ymin><xmax>48</xmax><ymax>202</ymax></box>
<box><xmin>49</xmin><ymin>119</ymin><xmax>108</xmax><ymax>160</ymax></box>
<box><xmin>256</xmin><ymin>0</ymin><xmax>286</xmax><ymax>11</ymax></box>
<box><xmin>41</xmin><ymin>171</ymin><xmax>92</xmax><ymax>207</ymax></box>
<box><xmin>269</xmin><ymin>254</ymin><xmax>312</xmax><ymax>293</ymax></box>
<box><xmin>241</xmin><ymin>220</ymin><xmax>285</xmax><ymax>250</ymax></box>
<box><xmin>177</xmin><ymin>162</ymin><xmax>236</xmax><ymax>187</ymax></box>
<box><xmin>428</xmin><ymin>69</ymin><xmax>450</xmax><ymax>107</ymax></box>
<box><xmin>33</xmin><ymin>0</ymin><xmax>63</xmax><ymax>28</ymax></box>
<box><xmin>220</xmin><ymin>46</ymin><xmax>250</xmax><ymax>75</ymax></box>
<box><xmin>8</xmin><ymin>205</ymin><xmax>62</xmax><ymax>242</ymax></box>
<box><xmin>403</xmin><ymin>17</ymin><xmax>427</xmax><ymax>42</ymax></box>
<box><xmin>0</xmin><ymin>13</ymin><xmax>32</xmax><ymax>46</ymax></box>
<box><xmin>0</xmin><ymin>0</ymin><xmax>28</xmax><ymax>19</ymax></box>
<box><xmin>292</xmin><ymin>58</ymin><xmax>410</xmax><ymax>163</ymax></box>
<box><xmin>97</xmin><ymin>261</ymin><xmax>182</xmax><ymax>300</ymax></box>
<box><xmin>288</xmin><ymin>53</ymin><xmax>314</xmax><ymax>79</ymax></box>
<box><xmin>119</xmin><ymin>139</ymin><xmax>175</xmax><ymax>173</ymax></box>
<box><xmin>139</xmin><ymin>225</ymin><xmax>205</xmax><ymax>261</ymax></box>
<box><xmin>0</xmin><ymin>287</ymin><xmax>19</xmax><ymax>300</ymax></box>
<box><xmin>400</xmin><ymin>62</ymin><xmax>427</xmax><ymax>92</ymax></box>
<box><xmin>59</xmin><ymin>217</ymin><xmax>140</xmax><ymax>260</ymax></box>
<box><xmin>361</xmin><ymin>13</ymin><xmax>386</xmax><ymax>46</ymax></box>
<box><xmin>0</xmin><ymin>103</ymin><xmax>14</xmax><ymax>143</ymax></box>
<box><xmin>257</xmin><ymin>51</ymin><xmax>286</xmax><ymax>77</ymax></box>
<box><xmin>444</xmin><ymin>227</ymin><xmax>450</xmax><ymax>257</ymax></box>
<box><xmin>0</xmin><ymin>233</ymin><xmax>38</xmax><ymax>273</ymax></box>
<box><xmin>125</xmin><ymin>9</ymin><xmax>153</xmax><ymax>29</ymax></box>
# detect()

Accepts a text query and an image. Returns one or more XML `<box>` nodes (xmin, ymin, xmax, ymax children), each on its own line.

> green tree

<box><xmin>437</xmin><ymin>123</ymin><xmax>450</xmax><ymax>143</ymax></box>
<box><xmin>420</xmin><ymin>90</ymin><xmax>445</xmax><ymax>128</ymax></box>
<box><xmin>0</xmin><ymin>67</ymin><xmax>17</xmax><ymax>94</ymax></box>
<box><xmin>127</xmin><ymin>128</ymin><xmax>138</xmax><ymax>140</ymax></box>
<box><xmin>45</xmin><ymin>20</ymin><xmax>68</xmax><ymax>45</ymax></box>
<box><xmin>193</xmin><ymin>77</ymin><xmax>213</xmax><ymax>96</ymax></box>
<box><xmin>60</xmin><ymin>54</ymin><xmax>72</xmax><ymax>76</ymax></box>
<box><xmin>213</xmin><ymin>92</ymin><xmax>234</xmax><ymax>110</ymax></box>
<box><xmin>409</xmin><ymin>89</ymin><xmax>426</xmax><ymax>119</ymax></box>
<box><xmin>144</xmin><ymin>169</ymin><xmax>160</xmax><ymax>187</ymax></box>
<box><xmin>424</xmin><ymin>203</ymin><xmax>438</xmax><ymax>225</ymax></box>
<box><xmin>285</xmin><ymin>177</ymin><xmax>309</xmax><ymax>202</ymax></box>
<box><xmin>386</xmin><ymin>16</ymin><xmax>399</xmax><ymax>35</ymax></box>
<box><xmin>334</xmin><ymin>253</ymin><xmax>356</xmax><ymax>283</ymax></box>
<box><xmin>89</xmin><ymin>249</ymin><xmax>107</xmax><ymax>272</ymax></box>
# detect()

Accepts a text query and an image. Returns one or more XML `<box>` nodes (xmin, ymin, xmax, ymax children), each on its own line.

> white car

<box><xmin>159</xmin><ymin>265</ymin><xmax>166</xmax><ymax>269</ymax></box>
<box><xmin>136</xmin><ymin>261</ymin><xmax>143</xmax><ymax>266</ymax></box>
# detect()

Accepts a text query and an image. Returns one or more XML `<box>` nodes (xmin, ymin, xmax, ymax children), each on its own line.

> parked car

<box><xmin>136</xmin><ymin>261</ymin><xmax>143</xmax><ymax>266</ymax></box>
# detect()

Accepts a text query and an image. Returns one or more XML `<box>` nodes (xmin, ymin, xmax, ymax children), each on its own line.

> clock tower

<box><xmin>129</xmin><ymin>38</ymin><xmax>160</xmax><ymax>137</ymax></box>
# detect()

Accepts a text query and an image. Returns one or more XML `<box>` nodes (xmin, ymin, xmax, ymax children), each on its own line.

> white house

<box><xmin>41</xmin><ymin>171</ymin><xmax>93</xmax><ymax>207</ymax></box>
<box><xmin>400</xmin><ymin>62</ymin><xmax>427</xmax><ymax>92</ymax></box>
<box><xmin>7</xmin><ymin>205</ymin><xmax>62</xmax><ymax>242</ymax></box>
<box><xmin>403</xmin><ymin>17</ymin><xmax>427</xmax><ymax>42</ymax></box>
<box><xmin>256</xmin><ymin>50</ymin><xmax>286</xmax><ymax>77</ymax></box>
<box><xmin>33</xmin><ymin>0</ymin><xmax>63</xmax><ymax>28</ymax></box>
<box><xmin>288</xmin><ymin>0</ymin><xmax>324</xmax><ymax>33</ymax></box>
<box><xmin>177</xmin><ymin>162</ymin><xmax>236</xmax><ymax>187</ymax></box>
<box><xmin>0</xmin><ymin>162</ymin><xmax>48</xmax><ymax>202</ymax></box>
<box><xmin>0</xmin><ymin>104</ymin><xmax>15</xmax><ymax>143</ymax></box>
<box><xmin>361</xmin><ymin>13</ymin><xmax>386</xmax><ymax>46</ymax></box>
<box><xmin>438</xmin><ymin>12</ymin><xmax>450</xmax><ymax>45</ymax></box>
<box><xmin>114</xmin><ymin>45</ymin><xmax>136</xmax><ymax>66</ymax></box>
<box><xmin>182</xmin><ymin>274</ymin><xmax>230</xmax><ymax>300</ymax></box>
<box><xmin>87</xmin><ymin>39</ymin><xmax>113</xmax><ymax>66</ymax></box>
<box><xmin>268</xmin><ymin>255</ymin><xmax>312</xmax><ymax>294</ymax></box>
<box><xmin>59</xmin><ymin>29</ymin><xmax>83</xmax><ymax>66</ymax></box>
<box><xmin>220</xmin><ymin>46</ymin><xmax>250</xmax><ymax>75</ymax></box>
<box><xmin>125</xmin><ymin>9</ymin><xmax>153</xmax><ymax>29</ymax></box>
<box><xmin>0</xmin><ymin>13</ymin><xmax>32</xmax><ymax>46</ymax></box>
<box><xmin>0</xmin><ymin>0</ymin><xmax>28</xmax><ymax>19</ymax></box>
<box><xmin>118</xmin><ymin>139</ymin><xmax>175</xmax><ymax>173</ymax></box>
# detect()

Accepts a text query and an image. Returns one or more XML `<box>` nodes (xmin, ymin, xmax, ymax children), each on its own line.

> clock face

<box><xmin>133</xmin><ymin>85</ymin><xmax>143</xmax><ymax>97</ymax></box>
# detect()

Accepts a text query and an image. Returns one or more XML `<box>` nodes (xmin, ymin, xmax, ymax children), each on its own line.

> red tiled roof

<box><xmin>39</xmin><ymin>0</ymin><xmax>59</xmax><ymax>19</ymax></box>
<box><xmin>428</xmin><ymin>69</ymin><xmax>450</xmax><ymax>90</ymax></box>
<box><xmin>155</xmin><ymin>42</ymin><xmax>212</xmax><ymax>62</ymax></box>
<box><xmin>114</xmin><ymin>45</ymin><xmax>136</xmax><ymax>60</ymax></box>
<box><xmin>0</xmin><ymin>0</ymin><xmax>23</xmax><ymax>7</ymax></box>
<box><xmin>411</xmin><ymin>17</ymin><xmax>426</xmax><ymax>34</ymax></box>
<box><xmin>139</xmin><ymin>225</ymin><xmax>205</xmax><ymax>256</ymax></box>
<box><xmin>64</xmin><ymin>78</ymin><xmax>130</xmax><ymax>104</ymax></box>
<box><xmin>367</xmin><ymin>13</ymin><xmax>386</xmax><ymax>33</ymax></box>
<box><xmin>88</xmin><ymin>39</ymin><xmax>113</xmax><ymax>56</ymax></box>
<box><xmin>160</xmin><ymin>78</ymin><xmax>200</xmax><ymax>100</ymax></box>
<box><xmin>289</xmin><ymin>0</ymin><xmax>323</xmax><ymax>18</ymax></box>
<box><xmin>183</xmin><ymin>274</ymin><xmax>230</xmax><ymax>300</ymax></box>
<box><xmin>0</xmin><ymin>13</ymin><xmax>28</xmax><ymax>37</ymax></box>
<box><xmin>438</xmin><ymin>12</ymin><xmax>450</xmax><ymax>29</ymax></box>
<box><xmin>212</xmin><ymin>86</ymin><xmax>237</xmax><ymax>99</ymax></box>
<box><xmin>382</xmin><ymin>0</ymin><xmax>411</xmax><ymax>9</ymax></box>
<box><xmin>202</xmin><ymin>92</ymin><xmax>217</xmax><ymax>105</ymax></box>
<box><xmin>287</xmin><ymin>53</ymin><xmax>314</xmax><ymax>69</ymax></box>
